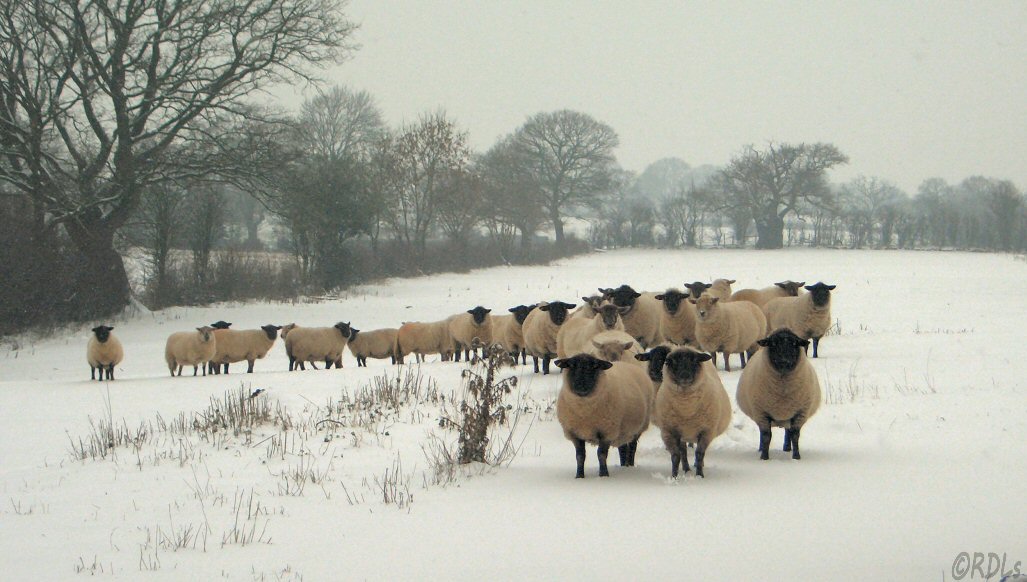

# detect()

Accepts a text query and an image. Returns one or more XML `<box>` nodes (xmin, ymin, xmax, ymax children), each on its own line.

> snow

<box><xmin>1</xmin><ymin>248</ymin><xmax>1025</xmax><ymax>580</ymax></box>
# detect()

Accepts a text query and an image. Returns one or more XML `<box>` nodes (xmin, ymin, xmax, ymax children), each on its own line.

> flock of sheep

<box><xmin>85</xmin><ymin>278</ymin><xmax>836</xmax><ymax>479</ymax></box>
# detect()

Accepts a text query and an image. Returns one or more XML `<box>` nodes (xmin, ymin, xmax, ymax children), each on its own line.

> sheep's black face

<box><xmin>467</xmin><ymin>306</ymin><xmax>491</xmax><ymax>325</ymax></box>
<box><xmin>684</xmin><ymin>282</ymin><xmax>711</xmax><ymax>299</ymax></box>
<box><xmin>348</xmin><ymin>327</ymin><xmax>360</xmax><ymax>340</ymax></box>
<box><xmin>758</xmin><ymin>329</ymin><xmax>809</xmax><ymax>373</ymax></box>
<box><xmin>92</xmin><ymin>325</ymin><xmax>113</xmax><ymax>343</ymax></box>
<box><xmin>555</xmin><ymin>354</ymin><xmax>613</xmax><ymax>397</ymax></box>
<box><xmin>596</xmin><ymin>304</ymin><xmax>623</xmax><ymax>330</ymax></box>
<box><xmin>334</xmin><ymin>322</ymin><xmax>351</xmax><ymax>337</ymax></box>
<box><xmin>776</xmin><ymin>281</ymin><xmax>805</xmax><ymax>296</ymax></box>
<box><xmin>664</xmin><ymin>349</ymin><xmax>712</xmax><ymax>387</ymax></box>
<box><xmin>805</xmin><ymin>282</ymin><xmax>836</xmax><ymax>308</ymax></box>
<box><xmin>210</xmin><ymin>320</ymin><xmax>232</xmax><ymax>330</ymax></box>
<box><xmin>581</xmin><ymin>295</ymin><xmax>604</xmax><ymax>310</ymax></box>
<box><xmin>261</xmin><ymin>324</ymin><xmax>281</xmax><ymax>341</ymax></box>
<box><xmin>636</xmin><ymin>345</ymin><xmax>672</xmax><ymax>383</ymax></box>
<box><xmin>541</xmin><ymin>301</ymin><xmax>576</xmax><ymax>326</ymax></box>
<box><xmin>603</xmin><ymin>285</ymin><xmax>641</xmax><ymax>309</ymax></box>
<box><xmin>509</xmin><ymin>305</ymin><xmax>535</xmax><ymax>325</ymax></box>
<box><xmin>655</xmin><ymin>290</ymin><xmax>688</xmax><ymax>315</ymax></box>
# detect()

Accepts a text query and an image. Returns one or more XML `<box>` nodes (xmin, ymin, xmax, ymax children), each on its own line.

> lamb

<box><xmin>764</xmin><ymin>282</ymin><xmax>836</xmax><ymax>358</ymax></box>
<box><xmin>522</xmin><ymin>300</ymin><xmax>576</xmax><ymax>374</ymax></box>
<box><xmin>347</xmin><ymin>327</ymin><xmax>400</xmax><ymax>366</ymax></box>
<box><xmin>87</xmin><ymin>325</ymin><xmax>123</xmax><ymax>381</ymax></box>
<box><xmin>448</xmin><ymin>306</ymin><xmax>493</xmax><ymax>362</ymax></box>
<box><xmin>554</xmin><ymin>354</ymin><xmax>654</xmax><ymax>478</ymax></box>
<box><xmin>684</xmin><ymin>279</ymin><xmax>735</xmax><ymax>301</ymax></box>
<box><xmin>635</xmin><ymin>344</ymin><xmax>674</xmax><ymax>396</ymax></box>
<box><xmin>569</xmin><ymin>294</ymin><xmax>605</xmax><ymax>320</ymax></box>
<box><xmin>208</xmin><ymin>324</ymin><xmax>282</xmax><ymax>374</ymax></box>
<box><xmin>164</xmin><ymin>326</ymin><xmax>216</xmax><ymax>377</ymax></box>
<box><xmin>598</xmin><ymin>285</ymin><xmax>663</xmax><ymax>347</ymax></box>
<box><xmin>495</xmin><ymin>304</ymin><xmax>536</xmax><ymax>365</ymax></box>
<box><xmin>284</xmin><ymin>322</ymin><xmax>352</xmax><ymax>370</ymax></box>
<box><xmin>730</xmin><ymin>280</ymin><xmax>806</xmax><ymax>310</ymax></box>
<box><xmin>691</xmin><ymin>295</ymin><xmax>767</xmax><ymax>372</ymax></box>
<box><xmin>653</xmin><ymin>347</ymin><xmax>732</xmax><ymax>478</ymax></box>
<box><xmin>586</xmin><ymin>330</ymin><xmax>643</xmax><ymax>365</ymax></box>
<box><xmin>395</xmin><ymin>320</ymin><xmax>455</xmax><ymax>364</ymax></box>
<box><xmin>655</xmin><ymin>288</ymin><xmax>698</xmax><ymax>346</ymax></box>
<box><xmin>735</xmin><ymin>329</ymin><xmax>822</xmax><ymax>460</ymax></box>
<box><xmin>556</xmin><ymin>303</ymin><xmax>627</xmax><ymax>359</ymax></box>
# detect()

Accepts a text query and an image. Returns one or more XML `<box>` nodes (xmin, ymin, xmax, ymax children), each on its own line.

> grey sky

<box><xmin>275</xmin><ymin>1</ymin><xmax>1026</xmax><ymax>193</ymax></box>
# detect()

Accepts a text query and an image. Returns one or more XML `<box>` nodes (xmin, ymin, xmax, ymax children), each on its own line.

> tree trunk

<box><xmin>65</xmin><ymin>222</ymin><xmax>132</xmax><ymax>318</ymax></box>
<box><xmin>550</xmin><ymin>207</ymin><xmax>565</xmax><ymax>244</ymax></box>
<box><xmin>754</xmin><ymin>213</ymin><xmax>785</xmax><ymax>249</ymax></box>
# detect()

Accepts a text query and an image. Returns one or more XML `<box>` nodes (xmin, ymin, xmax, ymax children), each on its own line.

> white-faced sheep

<box><xmin>165</xmin><ymin>326</ymin><xmax>216</xmax><ymax>377</ymax></box>
<box><xmin>395</xmin><ymin>320</ymin><xmax>455</xmax><ymax>364</ymax></box>
<box><xmin>586</xmin><ymin>330</ymin><xmax>643</xmax><ymax>365</ymax></box>
<box><xmin>764</xmin><ymin>282</ymin><xmax>836</xmax><ymax>358</ymax></box>
<box><xmin>87</xmin><ymin>325</ymin><xmax>124</xmax><ymax>381</ymax></box>
<box><xmin>522</xmin><ymin>300</ymin><xmax>576</xmax><ymax>374</ymax></box>
<box><xmin>495</xmin><ymin>304</ymin><xmax>536</xmax><ymax>365</ymax></box>
<box><xmin>347</xmin><ymin>327</ymin><xmax>400</xmax><ymax>366</ymax></box>
<box><xmin>655</xmin><ymin>288</ymin><xmax>699</xmax><ymax>346</ymax></box>
<box><xmin>557</xmin><ymin>303</ymin><xmax>627</xmax><ymax>359</ymax></box>
<box><xmin>635</xmin><ymin>345</ymin><xmax>674</xmax><ymax>396</ymax></box>
<box><xmin>599</xmin><ymin>285</ymin><xmax>663</xmax><ymax>348</ymax></box>
<box><xmin>448</xmin><ymin>306</ymin><xmax>493</xmax><ymax>362</ymax></box>
<box><xmin>691</xmin><ymin>295</ymin><xmax>767</xmax><ymax>372</ymax></box>
<box><xmin>569</xmin><ymin>294</ymin><xmax>605</xmax><ymax>320</ymax></box>
<box><xmin>736</xmin><ymin>329</ymin><xmax>822</xmax><ymax>460</ymax></box>
<box><xmin>730</xmin><ymin>281</ymin><xmax>805</xmax><ymax>310</ymax></box>
<box><xmin>654</xmin><ymin>347</ymin><xmax>731</xmax><ymax>478</ymax></box>
<box><xmin>208</xmin><ymin>324</ymin><xmax>282</xmax><ymax>374</ymax></box>
<box><xmin>684</xmin><ymin>279</ymin><xmax>735</xmax><ymax>301</ymax></box>
<box><xmin>284</xmin><ymin>322</ymin><xmax>352</xmax><ymax>370</ymax></box>
<box><xmin>554</xmin><ymin>354</ymin><xmax>654</xmax><ymax>478</ymax></box>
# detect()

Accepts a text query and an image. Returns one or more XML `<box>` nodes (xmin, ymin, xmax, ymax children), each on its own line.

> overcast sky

<box><xmin>274</xmin><ymin>1</ymin><xmax>1026</xmax><ymax>193</ymax></box>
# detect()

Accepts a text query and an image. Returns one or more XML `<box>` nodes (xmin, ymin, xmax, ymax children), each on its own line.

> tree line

<box><xmin>1</xmin><ymin>1</ymin><xmax>1023</xmax><ymax>335</ymax></box>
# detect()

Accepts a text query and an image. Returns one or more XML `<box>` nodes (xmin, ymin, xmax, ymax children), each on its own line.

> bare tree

<box><xmin>138</xmin><ymin>183</ymin><xmax>186</xmax><ymax>307</ymax></box>
<box><xmin>718</xmin><ymin>143</ymin><xmax>848</xmax><ymax>248</ymax></box>
<box><xmin>511</xmin><ymin>110</ymin><xmax>619</xmax><ymax>244</ymax></box>
<box><xmin>839</xmin><ymin>176</ymin><xmax>906</xmax><ymax>248</ymax></box>
<box><xmin>479</xmin><ymin>135</ymin><xmax>546</xmax><ymax>254</ymax></box>
<box><xmin>0</xmin><ymin>0</ymin><xmax>357</xmax><ymax>317</ymax></box>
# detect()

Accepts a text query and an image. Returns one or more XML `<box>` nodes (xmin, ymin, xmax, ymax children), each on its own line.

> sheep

<box><xmin>395</xmin><ymin>320</ymin><xmax>455</xmax><ymax>364</ymax></box>
<box><xmin>522</xmin><ymin>300</ymin><xmax>576</xmax><ymax>374</ymax></box>
<box><xmin>730</xmin><ymin>280</ymin><xmax>806</xmax><ymax>310</ymax></box>
<box><xmin>735</xmin><ymin>329</ymin><xmax>822</xmax><ymax>460</ymax></box>
<box><xmin>554</xmin><ymin>354</ymin><xmax>654</xmax><ymax>478</ymax></box>
<box><xmin>87</xmin><ymin>325</ymin><xmax>123</xmax><ymax>381</ymax></box>
<box><xmin>653</xmin><ymin>347</ymin><xmax>732</xmax><ymax>478</ymax></box>
<box><xmin>635</xmin><ymin>344</ymin><xmax>674</xmax><ymax>396</ymax></box>
<box><xmin>586</xmin><ymin>330</ymin><xmax>643</xmax><ymax>365</ymax></box>
<box><xmin>598</xmin><ymin>285</ymin><xmax>663</xmax><ymax>347</ymax></box>
<box><xmin>569</xmin><ymin>294</ymin><xmax>605</xmax><ymax>320</ymax></box>
<box><xmin>165</xmin><ymin>326</ymin><xmax>216</xmax><ymax>377</ymax></box>
<box><xmin>347</xmin><ymin>327</ymin><xmax>400</xmax><ymax>366</ymax></box>
<box><xmin>764</xmin><ymin>282</ymin><xmax>836</xmax><ymax>358</ymax></box>
<box><xmin>655</xmin><ymin>288</ymin><xmax>699</xmax><ymax>346</ymax></box>
<box><xmin>493</xmin><ymin>304</ymin><xmax>536</xmax><ymax>365</ymax></box>
<box><xmin>284</xmin><ymin>322</ymin><xmax>352</xmax><ymax>371</ymax></box>
<box><xmin>208</xmin><ymin>324</ymin><xmax>282</xmax><ymax>374</ymax></box>
<box><xmin>684</xmin><ymin>279</ymin><xmax>735</xmax><ymax>301</ymax></box>
<box><xmin>691</xmin><ymin>294</ymin><xmax>767</xmax><ymax>372</ymax></box>
<box><xmin>448</xmin><ymin>306</ymin><xmax>493</xmax><ymax>362</ymax></box>
<box><xmin>556</xmin><ymin>303</ymin><xmax>627</xmax><ymax>359</ymax></box>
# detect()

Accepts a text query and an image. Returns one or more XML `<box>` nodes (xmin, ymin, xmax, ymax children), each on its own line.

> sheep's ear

<box><xmin>804</xmin><ymin>285</ymin><xmax>814</xmax><ymax>291</ymax></box>
<box><xmin>595</xmin><ymin>359</ymin><xmax>613</xmax><ymax>370</ymax></box>
<box><xmin>196</xmin><ymin>327</ymin><xmax>204</xmax><ymax>332</ymax></box>
<box><xmin>91</xmin><ymin>326</ymin><xmax>101</xmax><ymax>333</ymax></box>
<box><xmin>484</xmin><ymin>308</ymin><xmax>491</xmax><ymax>313</ymax></box>
<box><xmin>728</xmin><ymin>279</ymin><xmax>736</xmax><ymax>284</ymax></box>
<box><xmin>688</xmin><ymin>298</ymin><xmax>697</xmax><ymax>304</ymax></box>
<box><xmin>618</xmin><ymin>306</ymin><xmax>630</xmax><ymax>314</ymax></box>
<box><xmin>797</xmin><ymin>281</ymin><xmax>806</xmax><ymax>287</ymax></box>
<box><xmin>631</xmin><ymin>292</ymin><xmax>641</xmax><ymax>298</ymax></box>
<box><xmin>563</xmin><ymin>302</ymin><xmax>577</xmax><ymax>309</ymax></box>
<box><xmin>757</xmin><ymin>337</ymin><xmax>771</xmax><ymax>347</ymax></box>
<box><xmin>467</xmin><ymin>309</ymin><xmax>474</xmax><ymax>315</ymax></box>
<box><xmin>697</xmin><ymin>352</ymin><xmax>713</xmax><ymax>362</ymax></box>
<box><xmin>508</xmin><ymin>307</ymin><xmax>517</xmax><ymax>313</ymax></box>
<box><xmin>553</xmin><ymin>358</ymin><xmax>568</xmax><ymax>369</ymax></box>
<box><xmin>275</xmin><ymin>325</ymin><xmax>282</xmax><ymax>330</ymax></box>
<box><xmin>621</xmin><ymin>341</ymin><xmax>634</xmax><ymax>351</ymax></box>
<box><xmin>654</xmin><ymin>294</ymin><xmax>664</xmax><ymax>300</ymax></box>
<box><xmin>635</xmin><ymin>352</ymin><xmax>651</xmax><ymax>361</ymax></box>
<box><xmin>539</xmin><ymin>304</ymin><xmax>551</xmax><ymax>312</ymax></box>
<box><xmin>827</xmin><ymin>285</ymin><xmax>836</xmax><ymax>290</ymax></box>
<box><xmin>711</xmin><ymin>297</ymin><xmax>720</xmax><ymax>304</ymax></box>
<box><xmin>798</xmin><ymin>338</ymin><xmax>811</xmax><ymax>348</ymax></box>
<box><xmin>591</xmin><ymin>339</ymin><xmax>602</xmax><ymax>349</ymax></box>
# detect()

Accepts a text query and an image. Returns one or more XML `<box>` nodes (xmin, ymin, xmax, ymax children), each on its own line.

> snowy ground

<box><xmin>1</xmin><ymin>248</ymin><xmax>1025</xmax><ymax>580</ymax></box>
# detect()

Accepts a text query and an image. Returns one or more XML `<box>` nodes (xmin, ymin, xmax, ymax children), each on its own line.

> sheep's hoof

<box><xmin>759</xmin><ymin>452</ymin><xmax>769</xmax><ymax>460</ymax></box>
<box><xmin>792</xmin><ymin>452</ymin><xmax>801</xmax><ymax>460</ymax></box>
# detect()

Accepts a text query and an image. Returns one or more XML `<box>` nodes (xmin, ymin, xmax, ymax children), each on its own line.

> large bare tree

<box><xmin>0</xmin><ymin>0</ymin><xmax>356</xmax><ymax>316</ymax></box>
<box><xmin>511</xmin><ymin>110</ymin><xmax>619</xmax><ymax>244</ymax></box>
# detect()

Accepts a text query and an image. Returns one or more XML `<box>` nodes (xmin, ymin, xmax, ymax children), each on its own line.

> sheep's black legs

<box><xmin>783</xmin><ymin>428</ymin><xmax>792</xmax><ymax>451</ymax></box>
<box><xmin>106</xmin><ymin>364</ymin><xmax>114</xmax><ymax>380</ymax></box>
<box><xmin>711</xmin><ymin>352</ymin><xmax>718</xmax><ymax>367</ymax></box>
<box><xmin>723</xmin><ymin>351</ymin><xmax>731</xmax><ymax>372</ymax></box>
<box><xmin>573</xmin><ymin>438</ymin><xmax>586</xmax><ymax>478</ymax></box>
<box><xmin>790</xmin><ymin>427</ymin><xmax>802</xmax><ymax>459</ymax></box>
<box><xmin>812</xmin><ymin>337</ymin><xmax>820</xmax><ymax>358</ymax></box>
<box><xmin>532</xmin><ymin>356</ymin><xmax>540</xmax><ymax>374</ymax></box>
<box><xmin>90</xmin><ymin>367</ymin><xmax>96</xmax><ymax>381</ymax></box>
<box><xmin>694</xmin><ymin>432</ymin><xmax>708</xmax><ymax>478</ymax></box>
<box><xmin>759</xmin><ymin>426</ymin><xmax>772</xmax><ymax>460</ymax></box>
<box><xmin>521</xmin><ymin>349</ymin><xmax>527</xmax><ymax>365</ymax></box>
<box><xmin>597</xmin><ymin>443</ymin><xmax>610</xmax><ymax>477</ymax></box>
<box><xmin>627</xmin><ymin>437</ymin><xmax>638</xmax><ymax>466</ymax></box>
<box><xmin>617</xmin><ymin>444</ymin><xmax>630</xmax><ymax>467</ymax></box>
<box><xmin>740</xmin><ymin>351</ymin><xmax>747</xmax><ymax>368</ymax></box>
<box><xmin>542</xmin><ymin>355</ymin><xmax>551</xmax><ymax>375</ymax></box>
<box><xmin>670</xmin><ymin>451</ymin><xmax>681</xmax><ymax>477</ymax></box>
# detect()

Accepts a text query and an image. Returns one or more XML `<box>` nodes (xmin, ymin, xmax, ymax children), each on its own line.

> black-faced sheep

<box><xmin>691</xmin><ymin>295</ymin><xmax>767</xmax><ymax>372</ymax></box>
<box><xmin>522</xmin><ymin>301</ymin><xmax>576</xmax><ymax>374</ymax></box>
<box><xmin>598</xmin><ymin>285</ymin><xmax>663</xmax><ymax>347</ymax></box>
<box><xmin>87</xmin><ymin>325</ymin><xmax>123</xmax><ymax>381</ymax></box>
<box><xmin>208</xmin><ymin>324</ymin><xmax>281</xmax><ymax>374</ymax></box>
<box><xmin>284</xmin><ymin>322</ymin><xmax>351</xmax><ymax>370</ymax></box>
<box><xmin>735</xmin><ymin>329</ymin><xmax>822</xmax><ymax>460</ymax></box>
<box><xmin>653</xmin><ymin>347</ymin><xmax>732</xmax><ymax>478</ymax></box>
<box><xmin>730</xmin><ymin>281</ymin><xmax>805</xmax><ymax>310</ymax></box>
<box><xmin>395</xmin><ymin>320</ymin><xmax>454</xmax><ymax>364</ymax></box>
<box><xmin>635</xmin><ymin>344</ymin><xmax>674</xmax><ymax>396</ymax></box>
<box><xmin>655</xmin><ymin>288</ymin><xmax>698</xmax><ymax>346</ymax></box>
<box><xmin>554</xmin><ymin>354</ymin><xmax>654</xmax><ymax>478</ymax></box>
<box><xmin>764</xmin><ymin>282</ymin><xmax>836</xmax><ymax>358</ymax></box>
<box><xmin>495</xmin><ymin>304</ymin><xmax>536</xmax><ymax>365</ymax></box>
<box><xmin>448</xmin><ymin>306</ymin><xmax>493</xmax><ymax>362</ymax></box>
<box><xmin>165</xmin><ymin>326</ymin><xmax>216</xmax><ymax>377</ymax></box>
<box><xmin>347</xmin><ymin>328</ymin><xmax>400</xmax><ymax>366</ymax></box>
<box><xmin>556</xmin><ymin>303</ymin><xmax>627</xmax><ymax>359</ymax></box>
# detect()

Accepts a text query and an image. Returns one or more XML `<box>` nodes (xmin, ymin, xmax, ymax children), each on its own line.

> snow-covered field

<box><xmin>1</xmin><ymin>249</ymin><xmax>1025</xmax><ymax>581</ymax></box>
